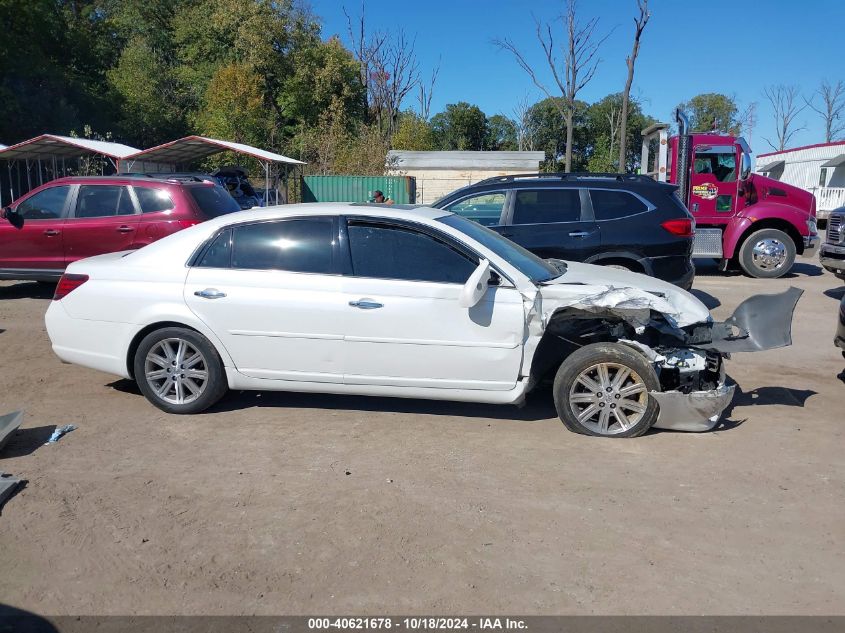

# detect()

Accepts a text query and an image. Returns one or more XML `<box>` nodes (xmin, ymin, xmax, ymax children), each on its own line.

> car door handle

<box><xmin>194</xmin><ymin>288</ymin><xmax>227</xmax><ymax>299</ymax></box>
<box><xmin>116</xmin><ymin>225</ymin><xmax>135</xmax><ymax>233</ymax></box>
<box><xmin>43</xmin><ymin>229</ymin><xmax>60</xmax><ymax>237</ymax></box>
<box><xmin>568</xmin><ymin>231</ymin><xmax>591</xmax><ymax>238</ymax></box>
<box><xmin>349</xmin><ymin>299</ymin><xmax>383</xmax><ymax>309</ymax></box>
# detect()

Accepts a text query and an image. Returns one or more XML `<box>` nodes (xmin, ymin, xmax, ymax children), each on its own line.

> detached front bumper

<box><xmin>649</xmin><ymin>384</ymin><xmax>736</xmax><ymax>432</ymax></box>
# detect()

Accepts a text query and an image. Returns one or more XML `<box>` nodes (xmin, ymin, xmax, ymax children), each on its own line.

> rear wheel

<box><xmin>738</xmin><ymin>228</ymin><xmax>796</xmax><ymax>278</ymax></box>
<box><xmin>553</xmin><ymin>343</ymin><xmax>659</xmax><ymax>438</ymax></box>
<box><xmin>133</xmin><ymin>327</ymin><xmax>228</xmax><ymax>414</ymax></box>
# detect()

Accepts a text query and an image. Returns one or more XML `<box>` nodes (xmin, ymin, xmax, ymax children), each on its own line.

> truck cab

<box><xmin>642</xmin><ymin>112</ymin><xmax>818</xmax><ymax>278</ymax></box>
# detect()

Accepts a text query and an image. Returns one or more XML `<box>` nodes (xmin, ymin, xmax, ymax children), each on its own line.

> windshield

<box><xmin>437</xmin><ymin>214</ymin><xmax>561</xmax><ymax>283</ymax></box>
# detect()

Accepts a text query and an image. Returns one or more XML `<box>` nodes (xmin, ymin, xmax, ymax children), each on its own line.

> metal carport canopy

<box><xmin>122</xmin><ymin>135</ymin><xmax>304</xmax><ymax>168</ymax></box>
<box><xmin>122</xmin><ymin>136</ymin><xmax>305</xmax><ymax>204</ymax></box>
<box><xmin>820</xmin><ymin>154</ymin><xmax>845</xmax><ymax>168</ymax></box>
<box><xmin>0</xmin><ymin>134</ymin><xmax>140</xmax><ymax>163</ymax></box>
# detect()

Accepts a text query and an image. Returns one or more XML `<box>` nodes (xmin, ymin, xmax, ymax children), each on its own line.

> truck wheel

<box><xmin>553</xmin><ymin>343</ymin><xmax>659</xmax><ymax>438</ymax></box>
<box><xmin>133</xmin><ymin>327</ymin><xmax>228</xmax><ymax>414</ymax></box>
<box><xmin>738</xmin><ymin>228</ymin><xmax>796</xmax><ymax>278</ymax></box>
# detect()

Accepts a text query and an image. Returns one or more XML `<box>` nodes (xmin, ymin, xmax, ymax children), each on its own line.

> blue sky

<box><xmin>310</xmin><ymin>0</ymin><xmax>845</xmax><ymax>156</ymax></box>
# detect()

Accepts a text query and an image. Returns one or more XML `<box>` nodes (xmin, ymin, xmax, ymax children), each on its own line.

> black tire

<box><xmin>553</xmin><ymin>342</ymin><xmax>660</xmax><ymax>438</ymax></box>
<box><xmin>133</xmin><ymin>326</ymin><xmax>228</xmax><ymax>414</ymax></box>
<box><xmin>738</xmin><ymin>228</ymin><xmax>796</xmax><ymax>278</ymax></box>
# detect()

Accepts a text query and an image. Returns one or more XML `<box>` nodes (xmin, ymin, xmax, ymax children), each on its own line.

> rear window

<box><xmin>189</xmin><ymin>185</ymin><xmax>241</xmax><ymax>218</ymax></box>
<box><xmin>590</xmin><ymin>190</ymin><xmax>649</xmax><ymax>220</ymax></box>
<box><xmin>512</xmin><ymin>189</ymin><xmax>581</xmax><ymax>224</ymax></box>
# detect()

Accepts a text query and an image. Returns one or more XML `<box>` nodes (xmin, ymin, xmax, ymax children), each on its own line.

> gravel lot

<box><xmin>0</xmin><ymin>260</ymin><xmax>843</xmax><ymax>615</ymax></box>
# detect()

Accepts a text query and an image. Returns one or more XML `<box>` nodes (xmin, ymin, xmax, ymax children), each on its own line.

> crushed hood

<box><xmin>536</xmin><ymin>261</ymin><xmax>711</xmax><ymax>328</ymax></box>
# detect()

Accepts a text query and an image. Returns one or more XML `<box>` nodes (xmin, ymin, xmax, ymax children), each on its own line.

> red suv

<box><xmin>0</xmin><ymin>175</ymin><xmax>240</xmax><ymax>281</ymax></box>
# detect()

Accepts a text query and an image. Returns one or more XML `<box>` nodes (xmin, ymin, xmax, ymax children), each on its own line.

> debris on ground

<box><xmin>0</xmin><ymin>410</ymin><xmax>24</xmax><ymax>453</ymax></box>
<box><xmin>0</xmin><ymin>473</ymin><xmax>24</xmax><ymax>510</ymax></box>
<box><xmin>45</xmin><ymin>424</ymin><xmax>76</xmax><ymax>444</ymax></box>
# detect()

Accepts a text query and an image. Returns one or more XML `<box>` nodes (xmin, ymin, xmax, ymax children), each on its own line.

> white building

<box><xmin>387</xmin><ymin>150</ymin><xmax>545</xmax><ymax>205</ymax></box>
<box><xmin>754</xmin><ymin>141</ymin><xmax>845</xmax><ymax>220</ymax></box>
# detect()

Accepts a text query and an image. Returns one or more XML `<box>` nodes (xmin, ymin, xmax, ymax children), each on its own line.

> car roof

<box><xmin>205</xmin><ymin>202</ymin><xmax>450</xmax><ymax>228</ymax></box>
<box><xmin>434</xmin><ymin>172</ymin><xmax>673</xmax><ymax>205</ymax></box>
<box><xmin>45</xmin><ymin>175</ymin><xmax>216</xmax><ymax>187</ymax></box>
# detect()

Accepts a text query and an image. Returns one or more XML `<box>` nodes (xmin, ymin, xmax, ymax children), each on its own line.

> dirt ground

<box><xmin>0</xmin><ymin>259</ymin><xmax>843</xmax><ymax>616</ymax></box>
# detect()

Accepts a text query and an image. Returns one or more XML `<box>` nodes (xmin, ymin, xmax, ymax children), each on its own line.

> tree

<box><xmin>280</xmin><ymin>36</ymin><xmax>365</xmax><ymax>130</ymax></box>
<box><xmin>512</xmin><ymin>96</ymin><xmax>535</xmax><ymax>151</ymax></box>
<box><xmin>196</xmin><ymin>62</ymin><xmax>271</xmax><ymax>148</ymax></box>
<box><xmin>586</xmin><ymin>93</ymin><xmax>653</xmax><ymax>172</ymax></box>
<box><xmin>496</xmin><ymin>0</ymin><xmax>610</xmax><ymax>171</ymax></box>
<box><xmin>431</xmin><ymin>102</ymin><xmax>490</xmax><ymax>150</ymax></box>
<box><xmin>618</xmin><ymin>0</ymin><xmax>650</xmax><ymax>171</ymax></box>
<box><xmin>487</xmin><ymin>115</ymin><xmax>518</xmax><ymax>150</ymax></box>
<box><xmin>367</xmin><ymin>29</ymin><xmax>420</xmax><ymax>138</ymax></box>
<box><xmin>391</xmin><ymin>112</ymin><xmax>435</xmax><ymax>150</ymax></box>
<box><xmin>763</xmin><ymin>84</ymin><xmax>806</xmax><ymax>151</ymax></box>
<box><xmin>805</xmin><ymin>80</ymin><xmax>845</xmax><ymax>143</ymax></box>
<box><xmin>677</xmin><ymin>93</ymin><xmax>742</xmax><ymax>134</ymax></box>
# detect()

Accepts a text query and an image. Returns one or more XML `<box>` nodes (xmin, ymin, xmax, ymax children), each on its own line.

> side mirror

<box><xmin>459</xmin><ymin>259</ymin><xmax>492</xmax><ymax>308</ymax></box>
<box><xmin>739</xmin><ymin>151</ymin><xmax>752</xmax><ymax>181</ymax></box>
<box><xmin>1</xmin><ymin>207</ymin><xmax>24</xmax><ymax>230</ymax></box>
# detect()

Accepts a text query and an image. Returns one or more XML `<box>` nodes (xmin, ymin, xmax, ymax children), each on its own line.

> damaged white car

<box><xmin>45</xmin><ymin>204</ymin><xmax>802</xmax><ymax>437</ymax></box>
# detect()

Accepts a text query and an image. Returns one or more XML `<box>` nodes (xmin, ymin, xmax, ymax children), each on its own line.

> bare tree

<box><xmin>805</xmin><ymin>80</ymin><xmax>845</xmax><ymax>142</ymax></box>
<box><xmin>763</xmin><ymin>84</ymin><xmax>807</xmax><ymax>151</ymax></box>
<box><xmin>368</xmin><ymin>30</ymin><xmax>420</xmax><ymax>137</ymax></box>
<box><xmin>512</xmin><ymin>95</ymin><xmax>535</xmax><ymax>151</ymax></box>
<box><xmin>618</xmin><ymin>0</ymin><xmax>650</xmax><ymax>172</ymax></box>
<box><xmin>495</xmin><ymin>0</ymin><xmax>610</xmax><ymax>171</ymax></box>
<box><xmin>417</xmin><ymin>59</ymin><xmax>441</xmax><ymax>121</ymax></box>
<box><xmin>344</xmin><ymin>3</ymin><xmax>385</xmax><ymax>112</ymax></box>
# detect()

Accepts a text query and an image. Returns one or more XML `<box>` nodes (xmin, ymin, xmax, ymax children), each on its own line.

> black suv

<box><xmin>431</xmin><ymin>173</ymin><xmax>695</xmax><ymax>289</ymax></box>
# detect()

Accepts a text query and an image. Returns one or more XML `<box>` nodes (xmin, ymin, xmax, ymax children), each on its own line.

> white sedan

<box><xmin>45</xmin><ymin>203</ymin><xmax>801</xmax><ymax>437</ymax></box>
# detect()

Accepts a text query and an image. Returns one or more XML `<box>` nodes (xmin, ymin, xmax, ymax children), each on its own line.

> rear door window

<box><xmin>590</xmin><ymin>190</ymin><xmax>649</xmax><ymax>220</ymax></box>
<box><xmin>189</xmin><ymin>185</ymin><xmax>241</xmax><ymax>218</ymax></box>
<box><xmin>231</xmin><ymin>218</ymin><xmax>334</xmax><ymax>273</ymax></box>
<box><xmin>446</xmin><ymin>192</ymin><xmax>506</xmax><ymax>226</ymax></box>
<box><xmin>16</xmin><ymin>186</ymin><xmax>71</xmax><ymax>220</ymax></box>
<box><xmin>347</xmin><ymin>221</ymin><xmax>476</xmax><ymax>284</ymax></box>
<box><xmin>512</xmin><ymin>189</ymin><xmax>581</xmax><ymax>224</ymax></box>
<box><xmin>74</xmin><ymin>185</ymin><xmax>136</xmax><ymax>217</ymax></box>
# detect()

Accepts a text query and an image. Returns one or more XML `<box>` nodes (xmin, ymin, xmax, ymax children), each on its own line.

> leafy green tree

<box><xmin>487</xmin><ymin>115</ymin><xmax>518</xmax><ymax>150</ymax></box>
<box><xmin>391</xmin><ymin>112</ymin><xmax>436</xmax><ymax>151</ymax></box>
<box><xmin>526</xmin><ymin>98</ymin><xmax>589</xmax><ymax>171</ymax></box>
<box><xmin>431</xmin><ymin>102</ymin><xmax>490</xmax><ymax>150</ymax></box>
<box><xmin>677</xmin><ymin>93</ymin><xmax>741</xmax><ymax>134</ymax></box>
<box><xmin>585</xmin><ymin>93</ymin><xmax>654</xmax><ymax>172</ymax></box>
<box><xmin>196</xmin><ymin>63</ymin><xmax>271</xmax><ymax>145</ymax></box>
<box><xmin>280</xmin><ymin>36</ymin><xmax>365</xmax><ymax>131</ymax></box>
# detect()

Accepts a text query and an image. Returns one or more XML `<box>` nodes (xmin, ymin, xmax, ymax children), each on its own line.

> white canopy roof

<box><xmin>124</xmin><ymin>135</ymin><xmax>305</xmax><ymax>167</ymax></box>
<box><xmin>0</xmin><ymin>134</ymin><xmax>140</xmax><ymax>161</ymax></box>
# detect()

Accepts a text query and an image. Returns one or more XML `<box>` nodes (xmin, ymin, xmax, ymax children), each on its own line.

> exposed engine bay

<box><xmin>525</xmin><ymin>267</ymin><xmax>803</xmax><ymax>431</ymax></box>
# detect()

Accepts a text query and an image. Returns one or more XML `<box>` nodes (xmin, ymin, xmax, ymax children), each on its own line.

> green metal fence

<box><xmin>301</xmin><ymin>175</ymin><xmax>416</xmax><ymax>204</ymax></box>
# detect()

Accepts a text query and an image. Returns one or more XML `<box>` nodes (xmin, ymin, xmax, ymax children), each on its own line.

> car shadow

<box><xmin>721</xmin><ymin>384</ymin><xmax>817</xmax><ymax>421</ymax></box>
<box><xmin>692</xmin><ymin>259</ymin><xmax>823</xmax><ymax>278</ymax></box>
<box><xmin>0</xmin><ymin>282</ymin><xmax>55</xmax><ymax>301</ymax></box>
<box><xmin>107</xmin><ymin>378</ymin><xmax>559</xmax><ymax>422</ymax></box>
<box><xmin>0</xmin><ymin>426</ymin><xmax>57</xmax><ymax>459</ymax></box>
<box><xmin>823</xmin><ymin>286</ymin><xmax>845</xmax><ymax>300</ymax></box>
<box><xmin>689</xmin><ymin>288</ymin><xmax>721</xmax><ymax>309</ymax></box>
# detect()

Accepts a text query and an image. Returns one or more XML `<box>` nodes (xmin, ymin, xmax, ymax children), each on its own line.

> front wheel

<box><xmin>738</xmin><ymin>228</ymin><xmax>796</xmax><ymax>278</ymax></box>
<box><xmin>553</xmin><ymin>343</ymin><xmax>660</xmax><ymax>437</ymax></box>
<box><xmin>133</xmin><ymin>327</ymin><xmax>228</xmax><ymax>414</ymax></box>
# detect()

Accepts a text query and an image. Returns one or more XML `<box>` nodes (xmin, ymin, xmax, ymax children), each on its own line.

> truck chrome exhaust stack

<box><xmin>675</xmin><ymin>109</ymin><xmax>691</xmax><ymax>204</ymax></box>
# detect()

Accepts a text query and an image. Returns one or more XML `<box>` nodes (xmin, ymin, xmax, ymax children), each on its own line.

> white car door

<box><xmin>341</xmin><ymin>218</ymin><xmax>526</xmax><ymax>391</ymax></box>
<box><xmin>184</xmin><ymin>216</ymin><xmax>345</xmax><ymax>383</ymax></box>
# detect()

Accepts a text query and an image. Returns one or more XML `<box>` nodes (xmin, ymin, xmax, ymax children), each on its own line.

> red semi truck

<box><xmin>641</xmin><ymin>111</ymin><xmax>818</xmax><ymax>278</ymax></box>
